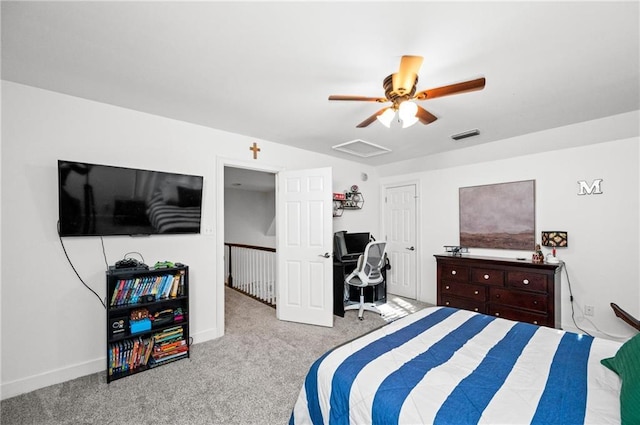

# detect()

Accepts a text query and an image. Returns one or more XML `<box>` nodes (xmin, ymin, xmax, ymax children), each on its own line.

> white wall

<box><xmin>224</xmin><ymin>188</ymin><xmax>276</xmax><ymax>249</ymax></box>
<box><xmin>380</xmin><ymin>112</ymin><xmax>639</xmax><ymax>341</ymax></box>
<box><xmin>4</xmin><ymin>79</ymin><xmax>636</xmax><ymax>399</ymax></box>
<box><xmin>0</xmin><ymin>81</ymin><xmax>381</xmax><ymax>399</ymax></box>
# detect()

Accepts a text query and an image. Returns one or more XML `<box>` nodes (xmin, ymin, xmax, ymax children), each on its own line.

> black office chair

<box><xmin>344</xmin><ymin>241</ymin><xmax>387</xmax><ymax>320</ymax></box>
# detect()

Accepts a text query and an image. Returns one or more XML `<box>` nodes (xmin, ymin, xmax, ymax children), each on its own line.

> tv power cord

<box><xmin>57</xmin><ymin>221</ymin><xmax>107</xmax><ymax>309</ymax></box>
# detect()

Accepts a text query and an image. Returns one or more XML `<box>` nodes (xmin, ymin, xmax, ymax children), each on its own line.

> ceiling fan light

<box><xmin>376</xmin><ymin>108</ymin><xmax>395</xmax><ymax>128</ymax></box>
<box><xmin>401</xmin><ymin>116</ymin><xmax>419</xmax><ymax>128</ymax></box>
<box><xmin>398</xmin><ymin>101</ymin><xmax>419</xmax><ymax>128</ymax></box>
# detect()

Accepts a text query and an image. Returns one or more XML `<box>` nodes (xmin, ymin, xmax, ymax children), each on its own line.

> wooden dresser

<box><xmin>435</xmin><ymin>254</ymin><xmax>562</xmax><ymax>328</ymax></box>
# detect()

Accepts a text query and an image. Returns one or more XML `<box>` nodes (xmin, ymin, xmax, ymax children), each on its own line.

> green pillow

<box><xmin>601</xmin><ymin>333</ymin><xmax>640</xmax><ymax>425</ymax></box>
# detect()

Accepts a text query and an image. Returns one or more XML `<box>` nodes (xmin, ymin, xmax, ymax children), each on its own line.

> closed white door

<box><xmin>384</xmin><ymin>184</ymin><xmax>417</xmax><ymax>298</ymax></box>
<box><xmin>276</xmin><ymin>167</ymin><xmax>333</xmax><ymax>327</ymax></box>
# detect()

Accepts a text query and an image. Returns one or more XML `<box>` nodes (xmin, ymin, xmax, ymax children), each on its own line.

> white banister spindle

<box><xmin>225</xmin><ymin>244</ymin><xmax>276</xmax><ymax>307</ymax></box>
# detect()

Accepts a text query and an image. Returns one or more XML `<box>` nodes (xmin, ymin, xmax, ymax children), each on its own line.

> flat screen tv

<box><xmin>58</xmin><ymin>160</ymin><xmax>203</xmax><ymax>237</ymax></box>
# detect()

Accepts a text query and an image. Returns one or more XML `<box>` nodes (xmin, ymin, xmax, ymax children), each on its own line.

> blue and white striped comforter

<box><xmin>291</xmin><ymin>307</ymin><xmax>622</xmax><ymax>425</ymax></box>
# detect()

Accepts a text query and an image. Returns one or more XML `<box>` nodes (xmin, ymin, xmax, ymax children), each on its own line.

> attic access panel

<box><xmin>331</xmin><ymin>139</ymin><xmax>391</xmax><ymax>158</ymax></box>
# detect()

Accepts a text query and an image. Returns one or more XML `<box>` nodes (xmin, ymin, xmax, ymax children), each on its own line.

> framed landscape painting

<box><xmin>459</xmin><ymin>180</ymin><xmax>535</xmax><ymax>250</ymax></box>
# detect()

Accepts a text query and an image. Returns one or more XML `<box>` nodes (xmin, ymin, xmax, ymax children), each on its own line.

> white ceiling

<box><xmin>224</xmin><ymin>166</ymin><xmax>275</xmax><ymax>192</ymax></box>
<box><xmin>2</xmin><ymin>1</ymin><xmax>639</xmax><ymax>166</ymax></box>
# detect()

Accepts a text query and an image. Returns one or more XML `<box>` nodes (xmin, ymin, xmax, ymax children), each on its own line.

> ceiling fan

<box><xmin>328</xmin><ymin>55</ymin><xmax>486</xmax><ymax>128</ymax></box>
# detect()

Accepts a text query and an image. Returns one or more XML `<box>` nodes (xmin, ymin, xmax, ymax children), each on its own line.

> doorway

<box><xmin>383</xmin><ymin>182</ymin><xmax>419</xmax><ymax>299</ymax></box>
<box><xmin>216</xmin><ymin>159</ymin><xmax>335</xmax><ymax>334</ymax></box>
<box><xmin>224</xmin><ymin>166</ymin><xmax>277</xmax><ymax>305</ymax></box>
<box><xmin>216</xmin><ymin>158</ymin><xmax>281</xmax><ymax>337</ymax></box>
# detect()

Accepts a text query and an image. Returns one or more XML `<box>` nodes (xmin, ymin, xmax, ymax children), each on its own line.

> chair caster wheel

<box><xmin>358</xmin><ymin>317</ymin><xmax>364</xmax><ymax>321</ymax></box>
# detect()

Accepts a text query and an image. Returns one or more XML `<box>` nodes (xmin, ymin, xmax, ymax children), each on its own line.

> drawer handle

<box><xmin>474</xmin><ymin>290</ymin><xmax>479</xmax><ymax>295</ymax></box>
<box><xmin>533</xmin><ymin>321</ymin><xmax>538</xmax><ymax>325</ymax></box>
<box><xmin>445</xmin><ymin>301</ymin><xmax>450</xmax><ymax>306</ymax></box>
<box><xmin>533</xmin><ymin>300</ymin><xmax>538</xmax><ymax>305</ymax></box>
<box><xmin>495</xmin><ymin>312</ymin><xmax>500</xmax><ymax>317</ymax></box>
<box><xmin>451</xmin><ymin>270</ymin><xmax>457</xmax><ymax>275</ymax></box>
<box><xmin>474</xmin><ymin>308</ymin><xmax>479</xmax><ymax>312</ymax></box>
<box><xmin>495</xmin><ymin>294</ymin><xmax>501</xmax><ymax>299</ymax></box>
<box><xmin>523</xmin><ymin>279</ymin><xmax>529</xmax><ymax>285</ymax></box>
<box><xmin>445</xmin><ymin>285</ymin><xmax>450</xmax><ymax>290</ymax></box>
<box><xmin>484</xmin><ymin>274</ymin><xmax>489</xmax><ymax>280</ymax></box>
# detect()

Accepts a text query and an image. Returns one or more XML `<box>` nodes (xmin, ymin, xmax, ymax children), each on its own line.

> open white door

<box><xmin>276</xmin><ymin>167</ymin><xmax>333</xmax><ymax>327</ymax></box>
<box><xmin>385</xmin><ymin>184</ymin><xmax>417</xmax><ymax>299</ymax></box>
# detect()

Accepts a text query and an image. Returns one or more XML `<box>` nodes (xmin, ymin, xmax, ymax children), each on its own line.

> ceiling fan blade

<box><xmin>393</xmin><ymin>55</ymin><xmax>423</xmax><ymax>95</ymax></box>
<box><xmin>415</xmin><ymin>105</ymin><xmax>438</xmax><ymax>125</ymax></box>
<box><xmin>356</xmin><ymin>107</ymin><xmax>391</xmax><ymax>128</ymax></box>
<box><xmin>328</xmin><ymin>95</ymin><xmax>388</xmax><ymax>103</ymax></box>
<box><xmin>414</xmin><ymin>77</ymin><xmax>486</xmax><ymax>101</ymax></box>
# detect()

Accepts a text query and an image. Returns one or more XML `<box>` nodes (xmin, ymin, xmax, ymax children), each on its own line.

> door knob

<box><xmin>319</xmin><ymin>252</ymin><xmax>331</xmax><ymax>258</ymax></box>
<box><xmin>406</xmin><ymin>246</ymin><xmax>415</xmax><ymax>251</ymax></box>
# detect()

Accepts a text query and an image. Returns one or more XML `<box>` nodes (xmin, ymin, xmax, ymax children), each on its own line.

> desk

<box><xmin>333</xmin><ymin>260</ymin><xmax>387</xmax><ymax>317</ymax></box>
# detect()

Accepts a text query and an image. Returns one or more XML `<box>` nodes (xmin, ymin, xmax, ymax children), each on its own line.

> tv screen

<box><xmin>58</xmin><ymin>160</ymin><xmax>203</xmax><ymax>236</ymax></box>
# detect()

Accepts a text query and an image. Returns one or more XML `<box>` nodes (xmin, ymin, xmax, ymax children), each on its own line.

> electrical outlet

<box><xmin>584</xmin><ymin>305</ymin><xmax>595</xmax><ymax>316</ymax></box>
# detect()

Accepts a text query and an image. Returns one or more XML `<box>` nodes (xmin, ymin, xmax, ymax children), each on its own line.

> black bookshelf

<box><xmin>106</xmin><ymin>265</ymin><xmax>190</xmax><ymax>383</ymax></box>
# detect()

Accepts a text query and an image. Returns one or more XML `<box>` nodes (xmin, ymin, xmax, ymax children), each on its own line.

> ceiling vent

<box><xmin>451</xmin><ymin>129</ymin><xmax>480</xmax><ymax>141</ymax></box>
<box><xmin>332</xmin><ymin>139</ymin><xmax>391</xmax><ymax>158</ymax></box>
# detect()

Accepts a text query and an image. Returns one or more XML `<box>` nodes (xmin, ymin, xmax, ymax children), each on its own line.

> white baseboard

<box><xmin>190</xmin><ymin>327</ymin><xmax>220</xmax><ymax>344</ymax></box>
<box><xmin>1</xmin><ymin>328</ymin><xmax>222</xmax><ymax>401</ymax></box>
<box><xmin>1</xmin><ymin>357</ymin><xmax>103</xmax><ymax>401</ymax></box>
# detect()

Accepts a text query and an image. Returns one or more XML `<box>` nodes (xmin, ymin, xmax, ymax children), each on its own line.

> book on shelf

<box><xmin>153</xmin><ymin>326</ymin><xmax>183</xmax><ymax>343</ymax></box>
<box><xmin>110</xmin><ymin>272</ymin><xmax>184</xmax><ymax>306</ymax></box>
<box><xmin>178</xmin><ymin>272</ymin><xmax>185</xmax><ymax>296</ymax></box>
<box><xmin>150</xmin><ymin>351</ymin><xmax>188</xmax><ymax>366</ymax></box>
<box><xmin>170</xmin><ymin>274</ymin><xmax>180</xmax><ymax>298</ymax></box>
<box><xmin>108</xmin><ymin>335</ymin><xmax>156</xmax><ymax>376</ymax></box>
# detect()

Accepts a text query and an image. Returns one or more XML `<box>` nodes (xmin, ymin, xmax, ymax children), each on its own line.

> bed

<box><xmin>290</xmin><ymin>306</ymin><xmax>632</xmax><ymax>425</ymax></box>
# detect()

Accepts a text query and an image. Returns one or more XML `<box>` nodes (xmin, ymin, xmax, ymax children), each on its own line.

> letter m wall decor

<box><xmin>577</xmin><ymin>179</ymin><xmax>604</xmax><ymax>195</ymax></box>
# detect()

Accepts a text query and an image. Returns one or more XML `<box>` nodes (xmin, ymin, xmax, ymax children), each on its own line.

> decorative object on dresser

<box><xmin>532</xmin><ymin>244</ymin><xmax>544</xmax><ymax>263</ymax></box>
<box><xmin>435</xmin><ymin>254</ymin><xmax>562</xmax><ymax>328</ymax></box>
<box><xmin>443</xmin><ymin>245</ymin><xmax>468</xmax><ymax>256</ymax></box>
<box><xmin>541</xmin><ymin>230</ymin><xmax>568</xmax><ymax>264</ymax></box>
<box><xmin>459</xmin><ymin>180</ymin><xmax>535</xmax><ymax>250</ymax></box>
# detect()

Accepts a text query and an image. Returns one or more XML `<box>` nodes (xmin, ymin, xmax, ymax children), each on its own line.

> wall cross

<box><xmin>249</xmin><ymin>142</ymin><xmax>261</xmax><ymax>159</ymax></box>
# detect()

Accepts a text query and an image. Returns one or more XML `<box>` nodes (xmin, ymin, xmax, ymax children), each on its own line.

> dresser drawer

<box><xmin>489</xmin><ymin>288</ymin><xmax>548</xmax><ymax>313</ymax></box>
<box><xmin>471</xmin><ymin>268</ymin><xmax>505</xmax><ymax>286</ymax></box>
<box><xmin>440</xmin><ymin>295</ymin><xmax>486</xmax><ymax>314</ymax></box>
<box><xmin>488</xmin><ymin>304</ymin><xmax>550</xmax><ymax>327</ymax></box>
<box><xmin>440</xmin><ymin>282</ymin><xmax>486</xmax><ymax>301</ymax></box>
<box><xmin>507</xmin><ymin>271</ymin><xmax>548</xmax><ymax>293</ymax></box>
<box><xmin>440</xmin><ymin>264</ymin><xmax>469</xmax><ymax>283</ymax></box>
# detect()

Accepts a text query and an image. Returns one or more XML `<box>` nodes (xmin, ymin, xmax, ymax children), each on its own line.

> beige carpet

<box><xmin>378</xmin><ymin>293</ymin><xmax>432</xmax><ymax>322</ymax></box>
<box><xmin>1</xmin><ymin>287</ymin><xmax>429</xmax><ymax>425</ymax></box>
